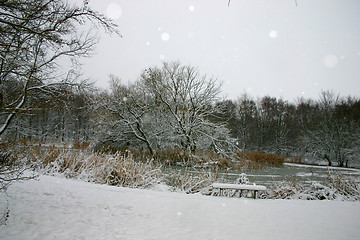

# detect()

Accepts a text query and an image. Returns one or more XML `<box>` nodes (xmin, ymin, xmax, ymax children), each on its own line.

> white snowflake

<box><xmin>161</xmin><ymin>32</ymin><xmax>170</xmax><ymax>41</ymax></box>
<box><xmin>105</xmin><ymin>3</ymin><xmax>122</xmax><ymax>20</ymax></box>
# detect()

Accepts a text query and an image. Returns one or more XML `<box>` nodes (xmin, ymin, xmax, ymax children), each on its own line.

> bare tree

<box><xmin>97</xmin><ymin>62</ymin><xmax>237</xmax><ymax>160</ymax></box>
<box><xmin>0</xmin><ymin>0</ymin><xmax>119</xmax><ymax>136</ymax></box>
<box><xmin>301</xmin><ymin>91</ymin><xmax>360</xmax><ymax>167</ymax></box>
<box><xmin>234</xmin><ymin>94</ymin><xmax>258</xmax><ymax>151</ymax></box>
<box><xmin>140</xmin><ymin>61</ymin><xmax>236</xmax><ymax>155</ymax></box>
<box><xmin>98</xmin><ymin>77</ymin><xmax>158</xmax><ymax>156</ymax></box>
<box><xmin>0</xmin><ymin>1</ymin><xmax>119</xmax><ymax>218</ymax></box>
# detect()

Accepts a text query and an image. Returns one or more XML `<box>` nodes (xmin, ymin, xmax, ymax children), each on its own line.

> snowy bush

<box><xmin>234</xmin><ymin>173</ymin><xmax>250</xmax><ymax>184</ymax></box>
<box><xmin>35</xmin><ymin>149</ymin><xmax>162</xmax><ymax>189</ymax></box>
<box><xmin>165</xmin><ymin>168</ymin><xmax>219</xmax><ymax>194</ymax></box>
<box><xmin>264</xmin><ymin>172</ymin><xmax>360</xmax><ymax>201</ymax></box>
<box><xmin>263</xmin><ymin>180</ymin><xmax>336</xmax><ymax>200</ymax></box>
<box><xmin>326</xmin><ymin>171</ymin><xmax>360</xmax><ymax>200</ymax></box>
<box><xmin>234</xmin><ymin>152</ymin><xmax>285</xmax><ymax>169</ymax></box>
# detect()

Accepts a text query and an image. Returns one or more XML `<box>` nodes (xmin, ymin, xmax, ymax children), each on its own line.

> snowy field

<box><xmin>1</xmin><ymin>174</ymin><xmax>360</xmax><ymax>240</ymax></box>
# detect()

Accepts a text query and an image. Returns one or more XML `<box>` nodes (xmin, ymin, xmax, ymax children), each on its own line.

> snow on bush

<box><xmin>29</xmin><ymin>147</ymin><xmax>360</xmax><ymax>201</ymax></box>
<box><xmin>34</xmin><ymin>149</ymin><xmax>162</xmax><ymax>188</ymax></box>
<box><xmin>263</xmin><ymin>180</ymin><xmax>337</xmax><ymax>200</ymax></box>
<box><xmin>326</xmin><ymin>171</ymin><xmax>360</xmax><ymax>200</ymax></box>
<box><xmin>165</xmin><ymin>168</ymin><xmax>219</xmax><ymax>194</ymax></box>
<box><xmin>31</xmin><ymin>147</ymin><xmax>223</xmax><ymax>192</ymax></box>
<box><xmin>234</xmin><ymin>173</ymin><xmax>250</xmax><ymax>184</ymax></box>
<box><xmin>201</xmin><ymin>171</ymin><xmax>360</xmax><ymax>201</ymax></box>
<box><xmin>263</xmin><ymin>172</ymin><xmax>360</xmax><ymax>201</ymax></box>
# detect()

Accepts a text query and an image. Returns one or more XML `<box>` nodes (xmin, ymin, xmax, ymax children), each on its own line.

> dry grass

<box><xmin>94</xmin><ymin>146</ymin><xmax>286</xmax><ymax>171</ymax></box>
<box><xmin>285</xmin><ymin>156</ymin><xmax>303</xmax><ymax>164</ymax></box>
<box><xmin>327</xmin><ymin>171</ymin><xmax>360</xmax><ymax>200</ymax></box>
<box><xmin>262</xmin><ymin>172</ymin><xmax>360</xmax><ymax>201</ymax></box>
<box><xmin>165</xmin><ymin>168</ymin><xmax>220</xmax><ymax>193</ymax></box>
<box><xmin>31</xmin><ymin>148</ymin><xmax>162</xmax><ymax>188</ymax></box>
<box><xmin>235</xmin><ymin>152</ymin><xmax>285</xmax><ymax>169</ymax></box>
<box><xmin>72</xmin><ymin>142</ymin><xmax>91</xmax><ymax>150</ymax></box>
<box><xmin>31</xmin><ymin>147</ymin><xmax>224</xmax><ymax>192</ymax></box>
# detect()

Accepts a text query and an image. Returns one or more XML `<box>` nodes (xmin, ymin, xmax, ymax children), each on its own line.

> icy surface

<box><xmin>1</xmin><ymin>174</ymin><xmax>360</xmax><ymax>240</ymax></box>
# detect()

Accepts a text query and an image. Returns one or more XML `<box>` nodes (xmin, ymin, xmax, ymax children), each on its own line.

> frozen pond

<box><xmin>172</xmin><ymin>163</ymin><xmax>360</xmax><ymax>187</ymax></box>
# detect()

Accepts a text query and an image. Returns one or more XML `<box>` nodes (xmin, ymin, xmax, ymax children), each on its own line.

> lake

<box><xmin>171</xmin><ymin>163</ymin><xmax>360</xmax><ymax>187</ymax></box>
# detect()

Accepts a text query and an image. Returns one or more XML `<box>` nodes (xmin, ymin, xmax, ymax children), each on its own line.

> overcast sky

<box><xmin>80</xmin><ymin>0</ymin><xmax>360</xmax><ymax>101</ymax></box>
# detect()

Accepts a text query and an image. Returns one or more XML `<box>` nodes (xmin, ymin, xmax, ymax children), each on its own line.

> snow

<box><xmin>269</xmin><ymin>30</ymin><xmax>278</xmax><ymax>39</ymax></box>
<box><xmin>105</xmin><ymin>3</ymin><xmax>122</xmax><ymax>20</ymax></box>
<box><xmin>1</xmin><ymin>174</ymin><xmax>360</xmax><ymax>240</ymax></box>
<box><xmin>161</xmin><ymin>32</ymin><xmax>170</xmax><ymax>41</ymax></box>
<box><xmin>212</xmin><ymin>183</ymin><xmax>267</xmax><ymax>191</ymax></box>
<box><xmin>324</xmin><ymin>54</ymin><xmax>339</xmax><ymax>68</ymax></box>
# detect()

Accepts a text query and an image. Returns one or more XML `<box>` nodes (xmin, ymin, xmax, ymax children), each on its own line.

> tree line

<box><xmin>2</xmin><ymin>60</ymin><xmax>360</xmax><ymax>167</ymax></box>
<box><xmin>1</xmin><ymin>1</ymin><xmax>359</xmax><ymax>168</ymax></box>
<box><xmin>214</xmin><ymin>91</ymin><xmax>360</xmax><ymax>167</ymax></box>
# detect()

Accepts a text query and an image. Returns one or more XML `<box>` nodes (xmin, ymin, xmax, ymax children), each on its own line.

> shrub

<box><xmin>235</xmin><ymin>152</ymin><xmax>285</xmax><ymax>169</ymax></box>
<box><xmin>165</xmin><ymin>168</ymin><xmax>220</xmax><ymax>193</ymax></box>
<box><xmin>191</xmin><ymin>151</ymin><xmax>233</xmax><ymax>169</ymax></box>
<box><xmin>285</xmin><ymin>156</ymin><xmax>303</xmax><ymax>164</ymax></box>
<box><xmin>327</xmin><ymin>171</ymin><xmax>360</xmax><ymax>200</ymax></box>
<box><xmin>263</xmin><ymin>172</ymin><xmax>360</xmax><ymax>201</ymax></box>
<box><xmin>0</xmin><ymin>151</ymin><xmax>32</xmax><ymax>191</ymax></box>
<box><xmin>72</xmin><ymin>142</ymin><xmax>91</xmax><ymax>150</ymax></box>
<box><xmin>154</xmin><ymin>149</ymin><xmax>187</xmax><ymax>165</ymax></box>
<box><xmin>95</xmin><ymin>144</ymin><xmax>235</xmax><ymax>170</ymax></box>
<box><xmin>35</xmin><ymin>149</ymin><xmax>162</xmax><ymax>188</ymax></box>
<box><xmin>263</xmin><ymin>180</ymin><xmax>339</xmax><ymax>200</ymax></box>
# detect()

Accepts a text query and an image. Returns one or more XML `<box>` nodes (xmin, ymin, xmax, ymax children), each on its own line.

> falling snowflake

<box><xmin>324</xmin><ymin>54</ymin><xmax>338</xmax><ymax>68</ymax></box>
<box><xmin>161</xmin><ymin>32</ymin><xmax>170</xmax><ymax>41</ymax></box>
<box><xmin>269</xmin><ymin>30</ymin><xmax>278</xmax><ymax>39</ymax></box>
<box><xmin>189</xmin><ymin>5</ymin><xmax>195</xmax><ymax>12</ymax></box>
<box><xmin>105</xmin><ymin>3</ymin><xmax>122</xmax><ymax>20</ymax></box>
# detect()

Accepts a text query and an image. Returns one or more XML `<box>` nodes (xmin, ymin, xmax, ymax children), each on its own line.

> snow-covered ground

<box><xmin>1</xmin><ymin>174</ymin><xmax>360</xmax><ymax>240</ymax></box>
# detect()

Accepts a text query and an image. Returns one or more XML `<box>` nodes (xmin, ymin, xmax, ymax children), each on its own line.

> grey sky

<box><xmin>81</xmin><ymin>0</ymin><xmax>360</xmax><ymax>101</ymax></box>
